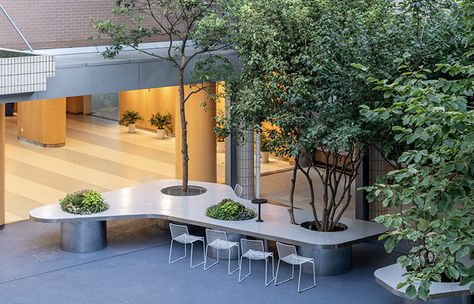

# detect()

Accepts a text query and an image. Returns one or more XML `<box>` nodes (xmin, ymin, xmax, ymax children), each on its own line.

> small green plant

<box><xmin>149</xmin><ymin>112</ymin><xmax>172</xmax><ymax>130</ymax></box>
<box><xmin>260</xmin><ymin>130</ymin><xmax>272</xmax><ymax>152</ymax></box>
<box><xmin>59</xmin><ymin>190</ymin><xmax>109</xmax><ymax>215</ymax></box>
<box><xmin>214</xmin><ymin>112</ymin><xmax>229</xmax><ymax>142</ymax></box>
<box><xmin>206</xmin><ymin>199</ymin><xmax>256</xmax><ymax>221</ymax></box>
<box><xmin>120</xmin><ymin>110</ymin><xmax>143</xmax><ymax>126</ymax></box>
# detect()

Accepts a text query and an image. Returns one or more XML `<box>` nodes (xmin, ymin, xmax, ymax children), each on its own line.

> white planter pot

<box><xmin>217</xmin><ymin>141</ymin><xmax>225</xmax><ymax>153</ymax></box>
<box><xmin>128</xmin><ymin>124</ymin><xmax>136</xmax><ymax>133</ymax></box>
<box><xmin>261</xmin><ymin>151</ymin><xmax>270</xmax><ymax>163</ymax></box>
<box><xmin>157</xmin><ymin>129</ymin><xmax>166</xmax><ymax>139</ymax></box>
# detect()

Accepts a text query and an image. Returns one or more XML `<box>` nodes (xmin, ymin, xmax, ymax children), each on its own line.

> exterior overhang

<box><xmin>0</xmin><ymin>42</ymin><xmax>240</xmax><ymax>103</ymax></box>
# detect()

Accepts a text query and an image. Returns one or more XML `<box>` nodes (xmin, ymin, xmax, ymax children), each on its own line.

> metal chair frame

<box><xmin>204</xmin><ymin>229</ymin><xmax>240</xmax><ymax>275</ymax></box>
<box><xmin>238</xmin><ymin>239</ymin><xmax>275</xmax><ymax>286</ymax></box>
<box><xmin>168</xmin><ymin>223</ymin><xmax>205</xmax><ymax>269</ymax></box>
<box><xmin>274</xmin><ymin>242</ymin><xmax>317</xmax><ymax>293</ymax></box>
<box><xmin>234</xmin><ymin>184</ymin><xmax>244</xmax><ymax>198</ymax></box>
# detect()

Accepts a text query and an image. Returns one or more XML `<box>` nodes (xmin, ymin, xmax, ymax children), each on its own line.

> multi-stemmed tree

<box><xmin>93</xmin><ymin>0</ymin><xmax>231</xmax><ymax>192</ymax></box>
<box><xmin>225</xmin><ymin>0</ymin><xmax>400</xmax><ymax>231</ymax></box>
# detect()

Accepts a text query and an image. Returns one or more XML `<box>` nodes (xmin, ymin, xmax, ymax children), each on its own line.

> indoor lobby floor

<box><xmin>4</xmin><ymin>114</ymin><xmax>295</xmax><ymax>224</ymax></box>
<box><xmin>5</xmin><ymin>115</ymin><xmax>176</xmax><ymax>223</ymax></box>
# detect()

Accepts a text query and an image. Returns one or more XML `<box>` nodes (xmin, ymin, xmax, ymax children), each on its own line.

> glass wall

<box><xmin>91</xmin><ymin>93</ymin><xmax>119</xmax><ymax>121</ymax></box>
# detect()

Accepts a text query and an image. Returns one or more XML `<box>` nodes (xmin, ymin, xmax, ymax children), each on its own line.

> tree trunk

<box><xmin>178</xmin><ymin>69</ymin><xmax>189</xmax><ymax>192</ymax></box>
<box><xmin>288</xmin><ymin>156</ymin><xmax>299</xmax><ymax>225</ymax></box>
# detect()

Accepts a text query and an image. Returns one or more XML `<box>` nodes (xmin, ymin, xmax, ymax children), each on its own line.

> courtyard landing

<box><xmin>0</xmin><ymin>219</ymin><xmax>401</xmax><ymax>304</ymax></box>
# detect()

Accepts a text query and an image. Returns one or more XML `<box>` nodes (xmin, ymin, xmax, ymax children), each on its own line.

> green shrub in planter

<box><xmin>206</xmin><ymin>199</ymin><xmax>256</xmax><ymax>221</ymax></box>
<box><xmin>120</xmin><ymin>110</ymin><xmax>143</xmax><ymax>126</ymax></box>
<box><xmin>59</xmin><ymin>190</ymin><xmax>109</xmax><ymax>215</ymax></box>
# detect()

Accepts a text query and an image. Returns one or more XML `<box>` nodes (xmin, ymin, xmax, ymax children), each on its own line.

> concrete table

<box><xmin>30</xmin><ymin>179</ymin><xmax>386</xmax><ymax>274</ymax></box>
<box><xmin>375</xmin><ymin>263</ymin><xmax>472</xmax><ymax>304</ymax></box>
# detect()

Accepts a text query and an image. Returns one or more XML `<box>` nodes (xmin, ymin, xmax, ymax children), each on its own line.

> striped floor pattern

<box><xmin>5</xmin><ymin>115</ymin><xmax>176</xmax><ymax>223</ymax></box>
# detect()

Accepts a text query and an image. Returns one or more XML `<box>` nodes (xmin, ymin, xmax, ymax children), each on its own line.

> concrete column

<box><xmin>0</xmin><ymin>104</ymin><xmax>5</xmax><ymax>230</ymax></box>
<box><xmin>17</xmin><ymin>98</ymin><xmax>66</xmax><ymax>147</ymax></box>
<box><xmin>175</xmin><ymin>83</ymin><xmax>217</xmax><ymax>183</ymax></box>
<box><xmin>236</xmin><ymin>128</ymin><xmax>254</xmax><ymax>199</ymax></box>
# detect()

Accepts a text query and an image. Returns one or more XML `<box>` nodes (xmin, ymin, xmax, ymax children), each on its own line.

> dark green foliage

<box><xmin>59</xmin><ymin>190</ymin><xmax>109</xmax><ymax>215</ymax></box>
<box><xmin>206</xmin><ymin>199</ymin><xmax>256</xmax><ymax>221</ymax></box>
<box><xmin>149</xmin><ymin>112</ymin><xmax>172</xmax><ymax>129</ymax></box>
<box><xmin>120</xmin><ymin>110</ymin><xmax>143</xmax><ymax>126</ymax></box>
<box><xmin>362</xmin><ymin>63</ymin><xmax>474</xmax><ymax>300</ymax></box>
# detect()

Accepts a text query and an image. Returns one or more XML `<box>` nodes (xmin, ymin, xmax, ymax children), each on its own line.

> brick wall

<box><xmin>0</xmin><ymin>0</ymin><xmax>167</xmax><ymax>50</ymax></box>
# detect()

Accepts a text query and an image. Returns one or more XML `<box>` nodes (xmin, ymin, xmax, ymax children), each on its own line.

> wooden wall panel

<box><xmin>119</xmin><ymin>87</ymin><xmax>177</xmax><ymax>132</ymax></box>
<box><xmin>0</xmin><ymin>104</ymin><xmax>4</xmax><ymax>229</ymax></box>
<box><xmin>66</xmin><ymin>96</ymin><xmax>84</xmax><ymax>114</ymax></box>
<box><xmin>17</xmin><ymin>98</ymin><xmax>66</xmax><ymax>146</ymax></box>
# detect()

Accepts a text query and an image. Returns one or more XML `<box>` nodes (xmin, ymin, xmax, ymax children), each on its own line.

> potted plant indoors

<box><xmin>150</xmin><ymin>111</ymin><xmax>172</xmax><ymax>139</ymax></box>
<box><xmin>260</xmin><ymin>131</ymin><xmax>271</xmax><ymax>163</ymax></box>
<box><xmin>214</xmin><ymin>113</ymin><xmax>228</xmax><ymax>153</ymax></box>
<box><xmin>120</xmin><ymin>110</ymin><xmax>143</xmax><ymax>133</ymax></box>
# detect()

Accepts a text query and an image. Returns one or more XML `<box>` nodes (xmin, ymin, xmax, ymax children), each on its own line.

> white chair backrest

<box><xmin>234</xmin><ymin>184</ymin><xmax>243</xmax><ymax>198</ymax></box>
<box><xmin>276</xmin><ymin>242</ymin><xmax>297</xmax><ymax>259</ymax></box>
<box><xmin>169</xmin><ymin>223</ymin><xmax>189</xmax><ymax>239</ymax></box>
<box><xmin>241</xmin><ymin>239</ymin><xmax>264</xmax><ymax>255</ymax></box>
<box><xmin>206</xmin><ymin>228</ymin><xmax>227</xmax><ymax>245</ymax></box>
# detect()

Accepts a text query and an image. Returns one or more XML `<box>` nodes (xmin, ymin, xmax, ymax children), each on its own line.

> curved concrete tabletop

<box><xmin>374</xmin><ymin>263</ymin><xmax>473</xmax><ymax>300</ymax></box>
<box><xmin>30</xmin><ymin>179</ymin><xmax>386</xmax><ymax>249</ymax></box>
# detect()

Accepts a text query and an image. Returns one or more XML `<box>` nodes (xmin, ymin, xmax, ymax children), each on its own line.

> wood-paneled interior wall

<box><xmin>120</xmin><ymin>87</ymin><xmax>177</xmax><ymax>132</ymax></box>
<box><xmin>17</xmin><ymin>98</ymin><xmax>66</xmax><ymax>146</ymax></box>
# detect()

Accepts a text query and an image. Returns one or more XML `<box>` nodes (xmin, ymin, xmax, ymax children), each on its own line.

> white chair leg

<box><xmin>265</xmin><ymin>257</ymin><xmax>275</xmax><ymax>286</ymax></box>
<box><xmin>189</xmin><ymin>241</ymin><xmax>205</xmax><ymax>269</ymax></box>
<box><xmin>169</xmin><ymin>240</ymin><xmax>187</xmax><ymax>264</ymax></box>
<box><xmin>297</xmin><ymin>261</ymin><xmax>317</xmax><ymax>293</ymax></box>
<box><xmin>275</xmin><ymin>259</ymin><xmax>295</xmax><ymax>286</ymax></box>
<box><xmin>238</xmin><ymin>256</ymin><xmax>252</xmax><ymax>283</ymax></box>
<box><xmin>204</xmin><ymin>245</ymin><xmax>219</xmax><ymax>271</ymax></box>
<box><xmin>227</xmin><ymin>246</ymin><xmax>239</xmax><ymax>275</ymax></box>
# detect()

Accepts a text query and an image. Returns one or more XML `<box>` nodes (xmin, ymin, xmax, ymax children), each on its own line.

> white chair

<box><xmin>275</xmin><ymin>242</ymin><xmax>316</xmax><ymax>292</ymax></box>
<box><xmin>238</xmin><ymin>239</ymin><xmax>275</xmax><ymax>286</ymax></box>
<box><xmin>234</xmin><ymin>184</ymin><xmax>243</xmax><ymax>198</ymax></box>
<box><xmin>168</xmin><ymin>223</ymin><xmax>205</xmax><ymax>268</ymax></box>
<box><xmin>204</xmin><ymin>229</ymin><xmax>240</xmax><ymax>275</ymax></box>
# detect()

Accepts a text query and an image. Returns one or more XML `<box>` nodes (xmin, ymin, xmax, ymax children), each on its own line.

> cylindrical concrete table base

<box><xmin>298</xmin><ymin>245</ymin><xmax>352</xmax><ymax>276</ymax></box>
<box><xmin>61</xmin><ymin>221</ymin><xmax>107</xmax><ymax>253</ymax></box>
<box><xmin>206</xmin><ymin>233</ymin><xmax>242</xmax><ymax>260</ymax></box>
<box><xmin>405</xmin><ymin>296</ymin><xmax>471</xmax><ymax>304</ymax></box>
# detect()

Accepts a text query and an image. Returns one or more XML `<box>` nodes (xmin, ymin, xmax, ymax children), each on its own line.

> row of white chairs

<box><xmin>168</xmin><ymin>223</ymin><xmax>317</xmax><ymax>292</ymax></box>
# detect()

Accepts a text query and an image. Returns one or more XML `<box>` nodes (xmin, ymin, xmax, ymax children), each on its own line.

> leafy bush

<box><xmin>362</xmin><ymin>63</ymin><xmax>474</xmax><ymax>299</ymax></box>
<box><xmin>149</xmin><ymin>112</ymin><xmax>172</xmax><ymax>129</ymax></box>
<box><xmin>59</xmin><ymin>190</ymin><xmax>109</xmax><ymax>215</ymax></box>
<box><xmin>206</xmin><ymin>199</ymin><xmax>256</xmax><ymax>221</ymax></box>
<box><xmin>120</xmin><ymin>110</ymin><xmax>143</xmax><ymax>126</ymax></box>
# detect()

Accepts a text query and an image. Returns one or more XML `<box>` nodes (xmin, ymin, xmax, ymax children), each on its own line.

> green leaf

<box><xmin>406</xmin><ymin>285</ymin><xmax>417</xmax><ymax>299</ymax></box>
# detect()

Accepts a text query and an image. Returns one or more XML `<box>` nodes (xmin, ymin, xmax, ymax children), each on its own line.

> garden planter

<box><xmin>128</xmin><ymin>124</ymin><xmax>136</xmax><ymax>133</ymax></box>
<box><xmin>299</xmin><ymin>221</ymin><xmax>352</xmax><ymax>276</ymax></box>
<box><xmin>374</xmin><ymin>263</ymin><xmax>472</xmax><ymax>304</ymax></box>
<box><xmin>61</xmin><ymin>221</ymin><xmax>107</xmax><ymax>253</ymax></box>
<box><xmin>157</xmin><ymin>129</ymin><xmax>166</xmax><ymax>139</ymax></box>
<box><xmin>261</xmin><ymin>151</ymin><xmax>270</xmax><ymax>163</ymax></box>
<box><xmin>217</xmin><ymin>141</ymin><xmax>225</xmax><ymax>153</ymax></box>
<box><xmin>206</xmin><ymin>232</ymin><xmax>242</xmax><ymax>260</ymax></box>
<box><xmin>298</xmin><ymin>245</ymin><xmax>352</xmax><ymax>276</ymax></box>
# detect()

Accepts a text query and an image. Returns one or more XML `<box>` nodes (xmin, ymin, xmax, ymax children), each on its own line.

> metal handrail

<box><xmin>0</xmin><ymin>4</ymin><xmax>33</xmax><ymax>52</ymax></box>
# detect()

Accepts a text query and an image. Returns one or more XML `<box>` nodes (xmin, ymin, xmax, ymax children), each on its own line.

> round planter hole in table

<box><xmin>300</xmin><ymin>221</ymin><xmax>348</xmax><ymax>232</ymax></box>
<box><xmin>161</xmin><ymin>185</ymin><xmax>207</xmax><ymax>196</ymax></box>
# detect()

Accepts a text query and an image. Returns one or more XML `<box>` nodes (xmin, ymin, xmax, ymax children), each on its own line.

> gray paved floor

<box><xmin>0</xmin><ymin>219</ymin><xmax>402</xmax><ymax>304</ymax></box>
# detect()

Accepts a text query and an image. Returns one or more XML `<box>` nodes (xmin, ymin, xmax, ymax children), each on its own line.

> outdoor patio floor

<box><xmin>0</xmin><ymin>219</ymin><xmax>402</xmax><ymax>304</ymax></box>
